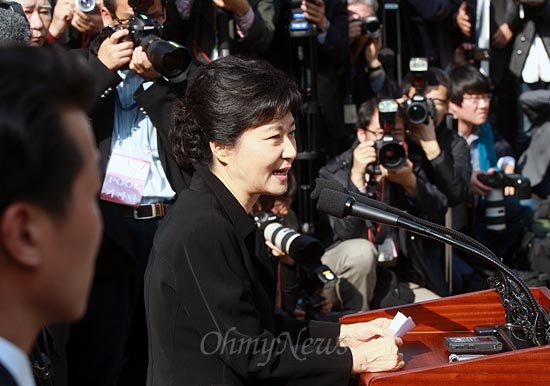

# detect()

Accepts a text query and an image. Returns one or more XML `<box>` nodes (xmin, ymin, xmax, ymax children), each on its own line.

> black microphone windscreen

<box><xmin>316</xmin><ymin>189</ymin><xmax>350</xmax><ymax>218</ymax></box>
<box><xmin>311</xmin><ymin>178</ymin><xmax>346</xmax><ymax>200</ymax></box>
<box><xmin>0</xmin><ymin>9</ymin><xmax>30</xmax><ymax>46</ymax></box>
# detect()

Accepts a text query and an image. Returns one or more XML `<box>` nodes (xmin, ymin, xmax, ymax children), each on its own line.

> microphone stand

<box><xmin>317</xmin><ymin>187</ymin><xmax>550</xmax><ymax>347</ymax></box>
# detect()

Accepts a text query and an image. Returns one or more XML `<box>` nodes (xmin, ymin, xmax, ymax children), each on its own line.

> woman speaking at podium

<box><xmin>144</xmin><ymin>55</ymin><xmax>404</xmax><ymax>386</ymax></box>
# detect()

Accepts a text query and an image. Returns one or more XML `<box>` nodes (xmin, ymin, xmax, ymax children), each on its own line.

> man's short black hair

<box><xmin>0</xmin><ymin>45</ymin><xmax>95</xmax><ymax>218</ymax></box>
<box><xmin>448</xmin><ymin>65</ymin><xmax>491</xmax><ymax>105</ymax></box>
<box><xmin>401</xmin><ymin>66</ymin><xmax>450</xmax><ymax>97</ymax></box>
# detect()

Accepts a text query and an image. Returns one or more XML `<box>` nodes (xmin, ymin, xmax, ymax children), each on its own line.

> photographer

<box><xmin>165</xmin><ymin>0</ymin><xmax>275</xmax><ymax>60</ymax></box>
<box><xmin>347</xmin><ymin>0</ymin><xmax>397</xmax><ymax>107</ymax></box>
<box><xmin>400</xmin><ymin>63</ymin><xmax>474</xmax><ymax>293</ymax></box>
<box><xmin>47</xmin><ymin>0</ymin><xmax>103</xmax><ymax>46</ymax></box>
<box><xmin>319</xmin><ymin>96</ymin><xmax>449</xmax><ymax>297</ymax></box>
<box><xmin>448</xmin><ymin>64</ymin><xmax>534</xmax><ymax>265</ymax></box>
<box><xmin>66</xmin><ymin>1</ymin><xmax>195</xmax><ymax>385</ymax></box>
<box><xmin>401</xmin><ymin>64</ymin><xmax>471</xmax><ymax>209</ymax></box>
<box><xmin>267</xmin><ymin>0</ymin><xmax>349</xmax><ymax>156</ymax></box>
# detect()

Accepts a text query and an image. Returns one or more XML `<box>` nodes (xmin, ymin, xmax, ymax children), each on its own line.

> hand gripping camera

<box><xmin>104</xmin><ymin>0</ymin><xmax>191</xmax><ymax>81</ymax></box>
<box><xmin>401</xmin><ymin>58</ymin><xmax>436</xmax><ymax>125</ymax></box>
<box><xmin>373</xmin><ymin>99</ymin><xmax>407</xmax><ymax>172</ymax></box>
<box><xmin>478</xmin><ymin>171</ymin><xmax>531</xmax><ymax>231</ymax></box>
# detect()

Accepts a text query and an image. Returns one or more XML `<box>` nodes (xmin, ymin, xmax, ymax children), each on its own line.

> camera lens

<box><xmin>75</xmin><ymin>0</ymin><xmax>96</xmax><ymax>12</ymax></box>
<box><xmin>407</xmin><ymin>102</ymin><xmax>427</xmax><ymax>124</ymax></box>
<box><xmin>263</xmin><ymin>222</ymin><xmax>325</xmax><ymax>264</ymax></box>
<box><xmin>140</xmin><ymin>36</ymin><xmax>191</xmax><ymax>79</ymax></box>
<box><xmin>378</xmin><ymin>141</ymin><xmax>406</xmax><ymax>170</ymax></box>
<box><xmin>485</xmin><ymin>189</ymin><xmax>506</xmax><ymax>231</ymax></box>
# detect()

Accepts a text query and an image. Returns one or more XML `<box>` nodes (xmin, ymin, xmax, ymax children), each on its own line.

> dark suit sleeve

<box><xmin>407</xmin><ymin>0</ymin><xmax>454</xmax><ymax>21</ymax></box>
<box><xmin>318</xmin><ymin>0</ymin><xmax>348</xmax><ymax>65</ymax></box>
<box><xmin>237</xmin><ymin>0</ymin><xmax>276</xmax><ymax>54</ymax></box>
<box><xmin>172</xmin><ymin>212</ymin><xmax>353</xmax><ymax>385</ymax></box>
<box><xmin>429</xmin><ymin>127</ymin><xmax>472</xmax><ymax>207</ymax></box>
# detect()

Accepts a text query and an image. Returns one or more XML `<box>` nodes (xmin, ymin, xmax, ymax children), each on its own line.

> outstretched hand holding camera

<box><xmin>301</xmin><ymin>0</ymin><xmax>328</xmax><ymax>32</ymax></box>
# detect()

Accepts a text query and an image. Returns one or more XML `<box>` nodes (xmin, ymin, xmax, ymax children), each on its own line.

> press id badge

<box><xmin>378</xmin><ymin>237</ymin><xmax>398</xmax><ymax>263</ymax></box>
<box><xmin>100</xmin><ymin>151</ymin><xmax>151</xmax><ymax>207</ymax></box>
<box><xmin>344</xmin><ymin>103</ymin><xmax>358</xmax><ymax>124</ymax></box>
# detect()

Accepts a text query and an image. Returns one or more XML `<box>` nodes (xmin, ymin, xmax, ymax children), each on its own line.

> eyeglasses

<box><xmin>462</xmin><ymin>93</ymin><xmax>492</xmax><ymax>104</ymax></box>
<box><xmin>365</xmin><ymin>128</ymin><xmax>385</xmax><ymax>138</ymax></box>
<box><xmin>112</xmin><ymin>10</ymin><xmax>165</xmax><ymax>26</ymax></box>
<box><xmin>432</xmin><ymin>98</ymin><xmax>448</xmax><ymax>106</ymax></box>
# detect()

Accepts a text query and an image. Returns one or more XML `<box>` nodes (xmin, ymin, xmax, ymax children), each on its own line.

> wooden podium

<box><xmin>340</xmin><ymin>287</ymin><xmax>550</xmax><ymax>386</ymax></box>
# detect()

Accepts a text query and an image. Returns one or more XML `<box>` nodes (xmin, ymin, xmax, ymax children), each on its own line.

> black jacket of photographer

<box><xmin>318</xmin><ymin>137</ymin><xmax>450</xmax><ymax>293</ymax></box>
<box><xmin>267</xmin><ymin>0</ymin><xmax>349</xmax><ymax>156</ymax></box>
<box><xmin>163</xmin><ymin>0</ymin><xmax>275</xmax><ymax>59</ymax></box>
<box><xmin>74</xmin><ymin>42</ymin><xmax>197</xmax><ymax>276</ymax></box>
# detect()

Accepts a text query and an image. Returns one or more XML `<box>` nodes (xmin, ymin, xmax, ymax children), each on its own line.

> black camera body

<box><xmin>373</xmin><ymin>99</ymin><xmax>407</xmax><ymax>172</ymax></box>
<box><xmin>478</xmin><ymin>171</ymin><xmax>531</xmax><ymax>232</ymax></box>
<box><xmin>464</xmin><ymin>47</ymin><xmax>490</xmax><ymax>62</ymax></box>
<box><xmin>361</xmin><ymin>15</ymin><xmax>380</xmax><ymax>39</ymax></box>
<box><xmin>478</xmin><ymin>171</ymin><xmax>531</xmax><ymax>200</ymax></box>
<box><xmin>401</xmin><ymin>58</ymin><xmax>436</xmax><ymax>125</ymax></box>
<box><xmin>105</xmin><ymin>14</ymin><xmax>191</xmax><ymax>80</ymax></box>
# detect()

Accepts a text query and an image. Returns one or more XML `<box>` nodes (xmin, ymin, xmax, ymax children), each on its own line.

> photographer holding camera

<box><xmin>346</xmin><ymin>0</ymin><xmax>396</xmax><ymax>108</ymax></box>
<box><xmin>448</xmin><ymin>64</ymin><xmax>534</xmax><ymax>265</ymax></box>
<box><xmin>400</xmin><ymin>61</ymin><xmax>475</xmax><ymax>293</ymax></box>
<box><xmin>66</xmin><ymin>1</ymin><xmax>195</xmax><ymax>385</ymax></box>
<box><xmin>47</xmin><ymin>0</ymin><xmax>104</xmax><ymax>46</ymax></box>
<box><xmin>319</xmin><ymin>96</ymin><xmax>449</xmax><ymax>298</ymax></box>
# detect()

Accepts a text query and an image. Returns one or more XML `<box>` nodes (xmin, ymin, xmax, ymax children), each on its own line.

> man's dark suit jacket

<box><xmin>0</xmin><ymin>361</ymin><xmax>18</xmax><ymax>386</ymax></box>
<box><xmin>81</xmin><ymin>51</ymin><xmax>194</xmax><ymax>276</ymax></box>
<box><xmin>164</xmin><ymin>0</ymin><xmax>275</xmax><ymax>59</ymax></box>
<box><xmin>144</xmin><ymin>164</ymin><xmax>353</xmax><ymax>386</ymax></box>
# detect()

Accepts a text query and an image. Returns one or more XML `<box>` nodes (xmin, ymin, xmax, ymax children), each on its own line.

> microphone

<box><xmin>312</xmin><ymin>178</ymin><xmax>497</xmax><ymax>259</ymax></box>
<box><xmin>0</xmin><ymin>7</ymin><xmax>30</xmax><ymax>46</ymax></box>
<box><xmin>316</xmin><ymin>187</ymin><xmax>550</xmax><ymax>346</ymax></box>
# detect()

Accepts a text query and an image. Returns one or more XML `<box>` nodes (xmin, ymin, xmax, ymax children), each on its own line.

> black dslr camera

<box><xmin>401</xmin><ymin>58</ymin><xmax>436</xmax><ymax>125</ymax></box>
<box><xmin>478</xmin><ymin>171</ymin><xmax>531</xmax><ymax>200</ymax></box>
<box><xmin>371</xmin><ymin>99</ymin><xmax>407</xmax><ymax>172</ymax></box>
<box><xmin>478</xmin><ymin>171</ymin><xmax>531</xmax><ymax>231</ymax></box>
<box><xmin>361</xmin><ymin>15</ymin><xmax>380</xmax><ymax>39</ymax></box>
<box><xmin>103</xmin><ymin>0</ymin><xmax>191</xmax><ymax>80</ymax></box>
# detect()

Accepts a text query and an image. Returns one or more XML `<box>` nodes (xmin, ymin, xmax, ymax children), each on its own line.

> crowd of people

<box><xmin>1</xmin><ymin>0</ymin><xmax>549</xmax><ymax>386</ymax></box>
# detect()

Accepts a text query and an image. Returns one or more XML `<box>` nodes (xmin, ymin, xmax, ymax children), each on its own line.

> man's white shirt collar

<box><xmin>0</xmin><ymin>336</ymin><xmax>36</xmax><ymax>386</ymax></box>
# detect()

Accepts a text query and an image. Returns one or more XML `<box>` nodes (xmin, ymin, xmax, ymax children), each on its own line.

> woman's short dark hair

<box><xmin>0</xmin><ymin>45</ymin><xmax>95</xmax><ymax>218</ymax></box>
<box><xmin>171</xmin><ymin>56</ymin><xmax>302</xmax><ymax>168</ymax></box>
<box><xmin>448</xmin><ymin>65</ymin><xmax>491</xmax><ymax>104</ymax></box>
